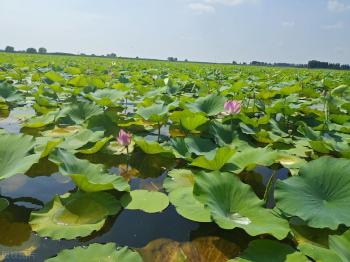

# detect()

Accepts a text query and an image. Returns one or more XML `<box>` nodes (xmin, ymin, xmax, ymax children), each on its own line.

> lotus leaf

<box><xmin>163</xmin><ymin>169</ymin><xmax>211</xmax><ymax>222</ymax></box>
<box><xmin>194</xmin><ymin>171</ymin><xmax>290</xmax><ymax>239</ymax></box>
<box><xmin>0</xmin><ymin>133</ymin><xmax>40</xmax><ymax>180</ymax></box>
<box><xmin>233</xmin><ymin>240</ymin><xmax>308</xmax><ymax>262</ymax></box>
<box><xmin>30</xmin><ymin>192</ymin><xmax>120</xmax><ymax>240</ymax></box>
<box><xmin>121</xmin><ymin>190</ymin><xmax>169</xmax><ymax>213</ymax></box>
<box><xmin>46</xmin><ymin>243</ymin><xmax>142</xmax><ymax>262</ymax></box>
<box><xmin>275</xmin><ymin>156</ymin><xmax>350</xmax><ymax>229</ymax></box>
<box><xmin>49</xmin><ymin>149</ymin><xmax>130</xmax><ymax>192</ymax></box>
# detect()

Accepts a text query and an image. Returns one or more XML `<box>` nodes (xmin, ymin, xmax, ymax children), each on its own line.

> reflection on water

<box><xmin>0</xmin><ymin>107</ymin><xmax>35</xmax><ymax>134</ymax></box>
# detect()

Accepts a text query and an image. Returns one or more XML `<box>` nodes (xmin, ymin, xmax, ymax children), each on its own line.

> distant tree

<box><xmin>38</xmin><ymin>47</ymin><xmax>47</xmax><ymax>54</ymax></box>
<box><xmin>5</xmin><ymin>46</ymin><xmax>15</xmax><ymax>52</ymax></box>
<box><xmin>107</xmin><ymin>53</ymin><xmax>117</xmax><ymax>58</ymax></box>
<box><xmin>232</xmin><ymin>60</ymin><xmax>237</xmax><ymax>65</ymax></box>
<box><xmin>26</xmin><ymin>48</ymin><xmax>37</xmax><ymax>53</ymax></box>
<box><xmin>184</xmin><ymin>59</ymin><xmax>188</xmax><ymax>62</ymax></box>
<box><xmin>167</xmin><ymin>57</ymin><xmax>178</xmax><ymax>62</ymax></box>
<box><xmin>136</xmin><ymin>56</ymin><xmax>139</xmax><ymax>59</ymax></box>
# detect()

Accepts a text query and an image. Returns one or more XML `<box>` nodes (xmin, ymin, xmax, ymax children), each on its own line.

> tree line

<box><xmin>246</xmin><ymin>60</ymin><xmax>350</xmax><ymax>70</ymax></box>
<box><xmin>2</xmin><ymin>46</ymin><xmax>349</xmax><ymax>70</ymax></box>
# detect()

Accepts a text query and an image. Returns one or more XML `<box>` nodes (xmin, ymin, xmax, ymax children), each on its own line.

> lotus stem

<box><xmin>157</xmin><ymin>121</ymin><xmax>161</xmax><ymax>143</ymax></box>
<box><xmin>264</xmin><ymin>170</ymin><xmax>276</xmax><ymax>207</ymax></box>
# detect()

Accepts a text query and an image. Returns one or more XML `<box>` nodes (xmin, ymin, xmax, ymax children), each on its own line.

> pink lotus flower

<box><xmin>224</xmin><ymin>100</ymin><xmax>241</xmax><ymax>115</ymax></box>
<box><xmin>117</xmin><ymin>129</ymin><xmax>132</xmax><ymax>147</ymax></box>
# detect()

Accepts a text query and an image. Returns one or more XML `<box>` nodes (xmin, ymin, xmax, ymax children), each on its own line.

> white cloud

<box><xmin>327</xmin><ymin>0</ymin><xmax>350</xmax><ymax>12</ymax></box>
<box><xmin>188</xmin><ymin>2</ymin><xmax>215</xmax><ymax>13</ymax></box>
<box><xmin>204</xmin><ymin>0</ymin><xmax>258</xmax><ymax>6</ymax></box>
<box><xmin>321</xmin><ymin>21</ymin><xmax>343</xmax><ymax>30</ymax></box>
<box><xmin>281</xmin><ymin>21</ymin><xmax>295</xmax><ymax>27</ymax></box>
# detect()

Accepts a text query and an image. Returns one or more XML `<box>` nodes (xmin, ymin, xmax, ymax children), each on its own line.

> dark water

<box><xmin>0</xmin><ymin>108</ymin><xmax>285</xmax><ymax>261</ymax></box>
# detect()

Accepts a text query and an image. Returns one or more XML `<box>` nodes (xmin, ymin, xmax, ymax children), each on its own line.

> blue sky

<box><xmin>0</xmin><ymin>0</ymin><xmax>349</xmax><ymax>63</ymax></box>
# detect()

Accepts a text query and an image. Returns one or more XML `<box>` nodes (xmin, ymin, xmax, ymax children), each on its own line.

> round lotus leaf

<box><xmin>30</xmin><ymin>192</ymin><xmax>121</xmax><ymax>240</ymax></box>
<box><xmin>46</xmin><ymin>243</ymin><xmax>142</xmax><ymax>262</ymax></box>
<box><xmin>275</xmin><ymin>156</ymin><xmax>350</xmax><ymax>229</ymax></box>
<box><xmin>121</xmin><ymin>190</ymin><xmax>169</xmax><ymax>213</ymax></box>
<box><xmin>163</xmin><ymin>169</ymin><xmax>211</xmax><ymax>222</ymax></box>
<box><xmin>194</xmin><ymin>171</ymin><xmax>290</xmax><ymax>240</ymax></box>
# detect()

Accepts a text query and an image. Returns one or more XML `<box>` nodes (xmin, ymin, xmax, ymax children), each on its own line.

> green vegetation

<box><xmin>0</xmin><ymin>52</ymin><xmax>350</xmax><ymax>261</ymax></box>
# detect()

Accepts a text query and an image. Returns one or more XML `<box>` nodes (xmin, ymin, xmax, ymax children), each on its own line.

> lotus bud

<box><xmin>224</xmin><ymin>100</ymin><xmax>241</xmax><ymax>115</ymax></box>
<box><xmin>117</xmin><ymin>129</ymin><xmax>132</xmax><ymax>147</ymax></box>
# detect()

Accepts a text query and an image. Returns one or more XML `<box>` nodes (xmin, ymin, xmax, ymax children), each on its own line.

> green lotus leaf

<box><xmin>137</xmin><ymin>103</ymin><xmax>169</xmax><ymax>122</ymax></box>
<box><xmin>67</xmin><ymin>75</ymin><xmax>88</xmax><ymax>87</ymax></box>
<box><xmin>78</xmin><ymin>135</ymin><xmax>113</xmax><ymax>154</ymax></box>
<box><xmin>59</xmin><ymin>102</ymin><xmax>103</xmax><ymax>124</ymax></box>
<box><xmin>228</xmin><ymin>147</ymin><xmax>278</xmax><ymax>173</ymax></box>
<box><xmin>30</xmin><ymin>192</ymin><xmax>121</xmax><ymax>240</ymax></box>
<box><xmin>41</xmin><ymin>125</ymin><xmax>82</xmax><ymax>137</ymax></box>
<box><xmin>0</xmin><ymin>198</ymin><xmax>9</xmax><ymax>212</ymax></box>
<box><xmin>298</xmin><ymin>243</ymin><xmax>342</xmax><ymax>262</ymax></box>
<box><xmin>194</xmin><ymin>171</ymin><xmax>290</xmax><ymax>239</ymax></box>
<box><xmin>58</xmin><ymin>129</ymin><xmax>105</xmax><ymax>151</ymax></box>
<box><xmin>170</xmin><ymin>110</ymin><xmax>208</xmax><ymax>131</ymax></box>
<box><xmin>0</xmin><ymin>82</ymin><xmax>24</xmax><ymax>103</ymax></box>
<box><xmin>208</xmin><ymin>121</ymin><xmax>252</xmax><ymax>149</ymax></box>
<box><xmin>191</xmin><ymin>147</ymin><xmax>235</xmax><ymax>171</ymax></box>
<box><xmin>87</xmin><ymin>89</ymin><xmax>126</xmax><ymax>106</ymax></box>
<box><xmin>331</xmin><ymin>84</ymin><xmax>350</xmax><ymax>99</ymax></box>
<box><xmin>169</xmin><ymin>138</ymin><xmax>191</xmax><ymax>159</ymax></box>
<box><xmin>35</xmin><ymin>137</ymin><xmax>63</xmax><ymax>158</ymax></box>
<box><xmin>23</xmin><ymin>111</ymin><xmax>58</xmax><ymax>128</ymax></box>
<box><xmin>185</xmin><ymin>136</ymin><xmax>216</xmax><ymax>157</ymax></box>
<box><xmin>45</xmin><ymin>71</ymin><xmax>65</xmax><ymax>84</ymax></box>
<box><xmin>329</xmin><ymin>230</ymin><xmax>350</xmax><ymax>262</ymax></box>
<box><xmin>134</xmin><ymin>137</ymin><xmax>173</xmax><ymax>155</ymax></box>
<box><xmin>275</xmin><ymin>157</ymin><xmax>350</xmax><ymax>229</ymax></box>
<box><xmin>121</xmin><ymin>190</ymin><xmax>169</xmax><ymax>213</ymax></box>
<box><xmin>46</xmin><ymin>243</ymin><xmax>142</xmax><ymax>262</ymax></box>
<box><xmin>186</xmin><ymin>94</ymin><xmax>226</xmax><ymax>116</ymax></box>
<box><xmin>49</xmin><ymin>149</ymin><xmax>130</xmax><ymax>192</ymax></box>
<box><xmin>233</xmin><ymin>240</ymin><xmax>308</xmax><ymax>262</ymax></box>
<box><xmin>163</xmin><ymin>169</ymin><xmax>211</xmax><ymax>222</ymax></box>
<box><xmin>0</xmin><ymin>133</ymin><xmax>40</xmax><ymax>180</ymax></box>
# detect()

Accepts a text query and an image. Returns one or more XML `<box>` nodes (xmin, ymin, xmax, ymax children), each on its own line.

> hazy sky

<box><xmin>1</xmin><ymin>0</ymin><xmax>349</xmax><ymax>64</ymax></box>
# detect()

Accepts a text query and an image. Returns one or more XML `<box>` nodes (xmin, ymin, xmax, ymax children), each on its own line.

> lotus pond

<box><xmin>0</xmin><ymin>53</ymin><xmax>350</xmax><ymax>261</ymax></box>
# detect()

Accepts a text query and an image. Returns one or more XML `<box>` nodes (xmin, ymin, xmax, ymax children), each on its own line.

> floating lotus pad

<box><xmin>121</xmin><ymin>190</ymin><xmax>169</xmax><ymax>213</ymax></box>
<box><xmin>30</xmin><ymin>192</ymin><xmax>121</xmax><ymax>240</ymax></box>
<box><xmin>45</xmin><ymin>243</ymin><xmax>142</xmax><ymax>262</ymax></box>
<box><xmin>163</xmin><ymin>169</ymin><xmax>211</xmax><ymax>222</ymax></box>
